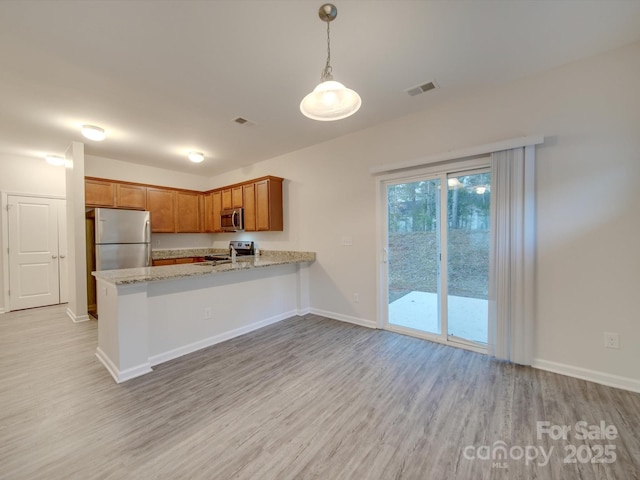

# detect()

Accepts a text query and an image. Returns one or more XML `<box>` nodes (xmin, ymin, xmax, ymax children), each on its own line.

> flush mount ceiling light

<box><xmin>81</xmin><ymin>125</ymin><xmax>106</xmax><ymax>141</ymax></box>
<box><xmin>188</xmin><ymin>151</ymin><xmax>204</xmax><ymax>163</ymax></box>
<box><xmin>45</xmin><ymin>155</ymin><xmax>65</xmax><ymax>167</ymax></box>
<box><xmin>300</xmin><ymin>3</ymin><xmax>361</xmax><ymax>121</ymax></box>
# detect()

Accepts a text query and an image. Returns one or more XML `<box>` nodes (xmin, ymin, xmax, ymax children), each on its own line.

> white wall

<box><xmin>0</xmin><ymin>155</ymin><xmax>66</xmax><ymax>311</ymax></box>
<box><xmin>212</xmin><ymin>41</ymin><xmax>640</xmax><ymax>388</ymax></box>
<box><xmin>85</xmin><ymin>154</ymin><xmax>211</xmax><ymax>191</ymax></box>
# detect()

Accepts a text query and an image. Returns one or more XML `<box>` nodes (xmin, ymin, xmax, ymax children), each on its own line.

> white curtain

<box><xmin>488</xmin><ymin>147</ymin><xmax>535</xmax><ymax>364</ymax></box>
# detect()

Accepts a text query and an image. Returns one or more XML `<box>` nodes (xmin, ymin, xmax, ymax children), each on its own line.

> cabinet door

<box><xmin>115</xmin><ymin>183</ymin><xmax>147</xmax><ymax>210</ymax></box>
<box><xmin>243</xmin><ymin>183</ymin><xmax>256</xmax><ymax>231</ymax></box>
<box><xmin>85</xmin><ymin>179</ymin><xmax>115</xmax><ymax>207</ymax></box>
<box><xmin>256</xmin><ymin>178</ymin><xmax>283</xmax><ymax>231</ymax></box>
<box><xmin>221</xmin><ymin>189</ymin><xmax>232</xmax><ymax>210</ymax></box>
<box><xmin>255</xmin><ymin>180</ymin><xmax>270</xmax><ymax>231</ymax></box>
<box><xmin>212</xmin><ymin>191</ymin><xmax>222</xmax><ymax>232</ymax></box>
<box><xmin>176</xmin><ymin>191</ymin><xmax>200</xmax><ymax>233</ymax></box>
<box><xmin>147</xmin><ymin>188</ymin><xmax>176</xmax><ymax>233</ymax></box>
<box><xmin>174</xmin><ymin>257</ymin><xmax>196</xmax><ymax>264</ymax></box>
<box><xmin>203</xmin><ymin>193</ymin><xmax>214</xmax><ymax>232</ymax></box>
<box><xmin>152</xmin><ymin>258</ymin><xmax>176</xmax><ymax>266</ymax></box>
<box><xmin>232</xmin><ymin>186</ymin><xmax>243</xmax><ymax>208</ymax></box>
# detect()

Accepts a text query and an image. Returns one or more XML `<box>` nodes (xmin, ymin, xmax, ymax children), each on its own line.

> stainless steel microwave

<box><xmin>220</xmin><ymin>207</ymin><xmax>244</xmax><ymax>232</ymax></box>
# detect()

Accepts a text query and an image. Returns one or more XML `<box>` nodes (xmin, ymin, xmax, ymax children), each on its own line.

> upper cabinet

<box><xmin>85</xmin><ymin>178</ymin><xmax>116</xmax><ymax>207</ymax></box>
<box><xmin>243</xmin><ymin>183</ymin><xmax>256</xmax><ymax>231</ymax></box>
<box><xmin>147</xmin><ymin>187</ymin><xmax>176</xmax><ymax>233</ymax></box>
<box><xmin>175</xmin><ymin>191</ymin><xmax>201</xmax><ymax>233</ymax></box>
<box><xmin>232</xmin><ymin>186</ymin><xmax>243</xmax><ymax>208</ymax></box>
<box><xmin>255</xmin><ymin>177</ymin><xmax>283</xmax><ymax>231</ymax></box>
<box><xmin>115</xmin><ymin>183</ymin><xmax>146</xmax><ymax>210</ymax></box>
<box><xmin>221</xmin><ymin>189</ymin><xmax>232</xmax><ymax>210</ymax></box>
<box><xmin>85</xmin><ymin>175</ymin><xmax>284</xmax><ymax>233</ymax></box>
<box><xmin>85</xmin><ymin>178</ymin><xmax>146</xmax><ymax>210</ymax></box>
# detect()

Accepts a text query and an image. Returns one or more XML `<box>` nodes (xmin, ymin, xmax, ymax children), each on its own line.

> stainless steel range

<box><xmin>203</xmin><ymin>241</ymin><xmax>254</xmax><ymax>264</ymax></box>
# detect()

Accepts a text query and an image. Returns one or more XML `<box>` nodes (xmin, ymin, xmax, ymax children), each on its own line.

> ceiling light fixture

<box><xmin>81</xmin><ymin>125</ymin><xmax>106</xmax><ymax>141</ymax></box>
<box><xmin>300</xmin><ymin>4</ymin><xmax>361</xmax><ymax>121</ymax></box>
<box><xmin>188</xmin><ymin>151</ymin><xmax>204</xmax><ymax>163</ymax></box>
<box><xmin>45</xmin><ymin>155</ymin><xmax>66</xmax><ymax>167</ymax></box>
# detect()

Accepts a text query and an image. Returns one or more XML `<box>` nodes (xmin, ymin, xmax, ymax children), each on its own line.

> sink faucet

<box><xmin>230</xmin><ymin>245</ymin><xmax>237</xmax><ymax>264</ymax></box>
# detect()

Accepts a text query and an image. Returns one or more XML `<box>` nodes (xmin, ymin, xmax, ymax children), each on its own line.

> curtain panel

<box><xmin>488</xmin><ymin>147</ymin><xmax>536</xmax><ymax>364</ymax></box>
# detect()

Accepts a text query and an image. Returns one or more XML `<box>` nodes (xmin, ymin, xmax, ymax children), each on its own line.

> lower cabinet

<box><xmin>152</xmin><ymin>257</ymin><xmax>204</xmax><ymax>266</ymax></box>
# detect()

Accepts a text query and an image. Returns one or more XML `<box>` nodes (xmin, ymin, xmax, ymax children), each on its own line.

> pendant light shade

<box><xmin>300</xmin><ymin>80</ymin><xmax>361</xmax><ymax>121</ymax></box>
<box><xmin>300</xmin><ymin>4</ymin><xmax>361</xmax><ymax>121</ymax></box>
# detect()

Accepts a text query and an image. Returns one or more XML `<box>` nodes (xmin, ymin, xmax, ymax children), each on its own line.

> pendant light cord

<box><xmin>321</xmin><ymin>20</ymin><xmax>333</xmax><ymax>81</ymax></box>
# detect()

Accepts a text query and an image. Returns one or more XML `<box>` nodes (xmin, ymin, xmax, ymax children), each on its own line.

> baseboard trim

<box><xmin>149</xmin><ymin>309</ymin><xmax>298</xmax><ymax>367</ymax></box>
<box><xmin>67</xmin><ymin>308</ymin><xmax>90</xmax><ymax>323</ymax></box>
<box><xmin>95</xmin><ymin>347</ymin><xmax>153</xmax><ymax>384</ymax></box>
<box><xmin>308</xmin><ymin>308</ymin><xmax>377</xmax><ymax>329</ymax></box>
<box><xmin>532</xmin><ymin>358</ymin><xmax>640</xmax><ymax>394</ymax></box>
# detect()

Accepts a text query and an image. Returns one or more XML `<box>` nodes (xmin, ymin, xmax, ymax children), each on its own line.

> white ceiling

<box><xmin>1</xmin><ymin>1</ymin><xmax>639</xmax><ymax>176</ymax></box>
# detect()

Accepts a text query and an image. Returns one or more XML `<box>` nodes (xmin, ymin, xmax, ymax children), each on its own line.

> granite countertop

<box><xmin>93</xmin><ymin>251</ymin><xmax>316</xmax><ymax>286</ymax></box>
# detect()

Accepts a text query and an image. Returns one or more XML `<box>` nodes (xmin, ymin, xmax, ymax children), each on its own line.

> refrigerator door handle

<box><xmin>145</xmin><ymin>219</ymin><xmax>151</xmax><ymax>243</ymax></box>
<box><xmin>146</xmin><ymin>243</ymin><xmax>152</xmax><ymax>267</ymax></box>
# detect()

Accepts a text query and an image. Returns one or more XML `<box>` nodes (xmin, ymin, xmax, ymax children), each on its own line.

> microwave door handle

<box><xmin>232</xmin><ymin>210</ymin><xmax>237</xmax><ymax>229</ymax></box>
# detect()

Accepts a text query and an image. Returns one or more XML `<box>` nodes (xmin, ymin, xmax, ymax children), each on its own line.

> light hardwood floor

<box><xmin>0</xmin><ymin>304</ymin><xmax>638</xmax><ymax>479</ymax></box>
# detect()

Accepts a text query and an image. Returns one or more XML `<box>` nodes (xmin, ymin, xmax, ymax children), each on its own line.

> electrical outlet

<box><xmin>341</xmin><ymin>236</ymin><xmax>353</xmax><ymax>246</ymax></box>
<box><xmin>604</xmin><ymin>332</ymin><xmax>620</xmax><ymax>349</ymax></box>
<box><xmin>353</xmin><ymin>293</ymin><xmax>359</xmax><ymax>303</ymax></box>
<box><xmin>204</xmin><ymin>307</ymin><xmax>212</xmax><ymax>320</ymax></box>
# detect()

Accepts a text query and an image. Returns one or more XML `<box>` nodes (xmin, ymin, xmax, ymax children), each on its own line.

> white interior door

<box><xmin>8</xmin><ymin>196</ymin><xmax>64</xmax><ymax>310</ymax></box>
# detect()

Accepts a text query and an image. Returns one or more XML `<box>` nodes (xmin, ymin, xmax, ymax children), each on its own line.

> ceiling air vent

<box><xmin>407</xmin><ymin>81</ymin><xmax>438</xmax><ymax>97</ymax></box>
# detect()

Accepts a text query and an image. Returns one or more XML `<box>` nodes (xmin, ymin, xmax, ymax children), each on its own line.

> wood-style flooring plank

<box><xmin>1</xmin><ymin>305</ymin><xmax>639</xmax><ymax>479</ymax></box>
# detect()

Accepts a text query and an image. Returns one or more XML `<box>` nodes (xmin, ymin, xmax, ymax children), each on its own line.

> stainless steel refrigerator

<box><xmin>86</xmin><ymin>208</ymin><xmax>151</xmax><ymax>317</ymax></box>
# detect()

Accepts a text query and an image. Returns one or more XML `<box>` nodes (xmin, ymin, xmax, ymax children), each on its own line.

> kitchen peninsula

<box><xmin>93</xmin><ymin>250</ymin><xmax>315</xmax><ymax>383</ymax></box>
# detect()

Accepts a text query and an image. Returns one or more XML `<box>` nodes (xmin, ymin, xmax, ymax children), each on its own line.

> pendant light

<box><xmin>300</xmin><ymin>4</ymin><xmax>361</xmax><ymax>121</ymax></box>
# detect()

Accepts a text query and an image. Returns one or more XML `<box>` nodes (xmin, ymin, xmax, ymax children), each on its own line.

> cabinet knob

<box><xmin>60</xmin><ymin>254</ymin><xmax>66</xmax><ymax>258</ymax></box>
<box><xmin>52</xmin><ymin>255</ymin><xmax>58</xmax><ymax>259</ymax></box>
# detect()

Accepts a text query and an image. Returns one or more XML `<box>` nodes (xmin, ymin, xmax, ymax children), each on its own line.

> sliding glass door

<box><xmin>387</xmin><ymin>178</ymin><xmax>442</xmax><ymax>335</ymax></box>
<box><xmin>446</xmin><ymin>172</ymin><xmax>491</xmax><ymax>344</ymax></box>
<box><xmin>385</xmin><ymin>165</ymin><xmax>491</xmax><ymax>349</ymax></box>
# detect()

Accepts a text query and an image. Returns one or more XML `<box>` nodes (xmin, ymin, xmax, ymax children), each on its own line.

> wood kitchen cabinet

<box><xmin>115</xmin><ymin>183</ymin><xmax>146</xmax><ymax>210</ymax></box>
<box><xmin>175</xmin><ymin>191</ymin><xmax>201</xmax><ymax>233</ymax></box>
<box><xmin>152</xmin><ymin>257</ymin><xmax>203</xmax><ymax>266</ymax></box>
<box><xmin>255</xmin><ymin>177</ymin><xmax>283</xmax><ymax>231</ymax></box>
<box><xmin>147</xmin><ymin>187</ymin><xmax>176</xmax><ymax>233</ymax></box>
<box><xmin>85</xmin><ymin>178</ymin><xmax>116</xmax><ymax>207</ymax></box>
<box><xmin>86</xmin><ymin>178</ymin><xmax>146</xmax><ymax>210</ymax></box>
<box><xmin>243</xmin><ymin>183</ymin><xmax>256</xmax><ymax>231</ymax></box>
<box><xmin>203</xmin><ymin>191</ymin><xmax>222</xmax><ymax>232</ymax></box>
<box><xmin>232</xmin><ymin>186</ymin><xmax>243</xmax><ymax>208</ymax></box>
<box><xmin>85</xmin><ymin>175</ymin><xmax>284</xmax><ymax>233</ymax></box>
<box><xmin>221</xmin><ymin>189</ymin><xmax>232</xmax><ymax>210</ymax></box>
